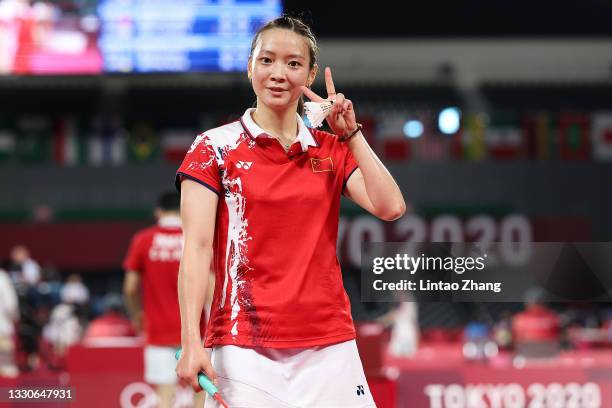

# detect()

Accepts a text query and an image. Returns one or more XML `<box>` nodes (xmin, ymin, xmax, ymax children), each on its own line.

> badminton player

<box><xmin>123</xmin><ymin>191</ymin><xmax>207</xmax><ymax>408</ymax></box>
<box><xmin>175</xmin><ymin>16</ymin><xmax>405</xmax><ymax>407</ymax></box>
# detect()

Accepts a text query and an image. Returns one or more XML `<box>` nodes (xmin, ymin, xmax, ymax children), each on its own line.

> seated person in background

<box><xmin>512</xmin><ymin>288</ymin><xmax>560</xmax><ymax>358</ymax></box>
<box><xmin>42</xmin><ymin>303</ymin><xmax>82</xmax><ymax>358</ymax></box>
<box><xmin>0</xmin><ymin>265</ymin><xmax>19</xmax><ymax>377</ymax></box>
<box><xmin>83</xmin><ymin>294</ymin><xmax>136</xmax><ymax>340</ymax></box>
<box><xmin>8</xmin><ymin>246</ymin><xmax>41</xmax><ymax>288</ymax></box>
<box><xmin>60</xmin><ymin>274</ymin><xmax>90</xmax><ymax>306</ymax></box>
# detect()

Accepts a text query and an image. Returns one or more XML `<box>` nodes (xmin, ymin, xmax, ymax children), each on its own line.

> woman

<box><xmin>175</xmin><ymin>16</ymin><xmax>405</xmax><ymax>407</ymax></box>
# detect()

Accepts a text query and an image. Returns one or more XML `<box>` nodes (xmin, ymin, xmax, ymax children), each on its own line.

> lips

<box><xmin>268</xmin><ymin>87</ymin><xmax>287</xmax><ymax>92</ymax></box>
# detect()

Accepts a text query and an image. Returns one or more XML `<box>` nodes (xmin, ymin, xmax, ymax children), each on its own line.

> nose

<box><xmin>270</xmin><ymin>62</ymin><xmax>286</xmax><ymax>82</ymax></box>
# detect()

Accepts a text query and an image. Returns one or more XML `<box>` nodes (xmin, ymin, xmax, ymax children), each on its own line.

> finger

<box><xmin>334</xmin><ymin>93</ymin><xmax>345</xmax><ymax>114</ymax></box>
<box><xmin>202</xmin><ymin>363</ymin><xmax>218</xmax><ymax>387</ymax></box>
<box><xmin>343</xmin><ymin>100</ymin><xmax>350</xmax><ymax>113</ymax></box>
<box><xmin>300</xmin><ymin>86</ymin><xmax>325</xmax><ymax>102</ymax></box>
<box><xmin>190</xmin><ymin>375</ymin><xmax>201</xmax><ymax>392</ymax></box>
<box><xmin>325</xmin><ymin>67</ymin><xmax>336</xmax><ymax>98</ymax></box>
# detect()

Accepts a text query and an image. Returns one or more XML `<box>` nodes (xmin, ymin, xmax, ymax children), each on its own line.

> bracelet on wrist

<box><xmin>339</xmin><ymin>123</ymin><xmax>363</xmax><ymax>142</ymax></box>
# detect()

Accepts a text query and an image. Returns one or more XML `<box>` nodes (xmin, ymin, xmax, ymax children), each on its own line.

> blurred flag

<box><xmin>462</xmin><ymin>113</ymin><xmax>487</xmax><ymax>161</ymax></box>
<box><xmin>52</xmin><ymin>117</ymin><xmax>86</xmax><ymax>166</ymax></box>
<box><xmin>523</xmin><ymin>113</ymin><xmax>555</xmax><ymax>160</ymax></box>
<box><xmin>413</xmin><ymin>113</ymin><xmax>449</xmax><ymax>161</ymax></box>
<box><xmin>486</xmin><ymin>113</ymin><xmax>524</xmax><ymax>160</ymax></box>
<box><xmin>88</xmin><ymin>117</ymin><xmax>128</xmax><ymax>166</ymax></box>
<box><xmin>414</xmin><ymin>135</ymin><xmax>447</xmax><ymax>161</ymax></box>
<box><xmin>161</xmin><ymin>129</ymin><xmax>194</xmax><ymax>163</ymax></box>
<box><xmin>17</xmin><ymin>116</ymin><xmax>51</xmax><ymax>164</ymax></box>
<box><xmin>128</xmin><ymin>122</ymin><xmax>159</xmax><ymax>163</ymax></box>
<box><xmin>377</xmin><ymin>112</ymin><xmax>410</xmax><ymax>161</ymax></box>
<box><xmin>558</xmin><ymin>113</ymin><xmax>590</xmax><ymax>161</ymax></box>
<box><xmin>591</xmin><ymin>112</ymin><xmax>612</xmax><ymax>161</ymax></box>
<box><xmin>0</xmin><ymin>120</ymin><xmax>17</xmax><ymax>163</ymax></box>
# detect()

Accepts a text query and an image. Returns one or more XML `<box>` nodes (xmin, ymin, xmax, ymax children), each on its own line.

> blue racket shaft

<box><xmin>175</xmin><ymin>349</ymin><xmax>219</xmax><ymax>396</ymax></box>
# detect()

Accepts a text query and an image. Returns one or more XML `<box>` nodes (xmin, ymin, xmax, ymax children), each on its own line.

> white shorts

<box><xmin>204</xmin><ymin>340</ymin><xmax>377</xmax><ymax>408</ymax></box>
<box><xmin>144</xmin><ymin>345</ymin><xmax>178</xmax><ymax>385</ymax></box>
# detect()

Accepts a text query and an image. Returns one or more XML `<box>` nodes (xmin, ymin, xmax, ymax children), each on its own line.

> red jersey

<box><xmin>123</xmin><ymin>216</ymin><xmax>206</xmax><ymax>345</ymax></box>
<box><xmin>176</xmin><ymin>108</ymin><xmax>359</xmax><ymax>349</ymax></box>
<box><xmin>512</xmin><ymin>305</ymin><xmax>560</xmax><ymax>342</ymax></box>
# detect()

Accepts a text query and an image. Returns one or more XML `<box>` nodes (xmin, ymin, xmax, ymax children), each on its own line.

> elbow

<box><xmin>378</xmin><ymin>200</ymin><xmax>407</xmax><ymax>222</ymax></box>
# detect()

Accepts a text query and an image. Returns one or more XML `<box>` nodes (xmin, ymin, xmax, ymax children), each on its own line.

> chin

<box><xmin>262</xmin><ymin>97</ymin><xmax>292</xmax><ymax>110</ymax></box>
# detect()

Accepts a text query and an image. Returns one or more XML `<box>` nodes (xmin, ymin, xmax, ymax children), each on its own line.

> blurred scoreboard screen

<box><xmin>0</xmin><ymin>0</ymin><xmax>281</xmax><ymax>75</ymax></box>
<box><xmin>98</xmin><ymin>0</ymin><xmax>282</xmax><ymax>73</ymax></box>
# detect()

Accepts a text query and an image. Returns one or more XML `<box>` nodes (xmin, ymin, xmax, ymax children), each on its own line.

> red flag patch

<box><xmin>310</xmin><ymin>157</ymin><xmax>334</xmax><ymax>172</ymax></box>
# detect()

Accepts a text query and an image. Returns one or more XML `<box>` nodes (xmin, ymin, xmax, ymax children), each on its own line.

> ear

<box><xmin>308</xmin><ymin>63</ymin><xmax>318</xmax><ymax>87</ymax></box>
<box><xmin>247</xmin><ymin>58</ymin><xmax>253</xmax><ymax>80</ymax></box>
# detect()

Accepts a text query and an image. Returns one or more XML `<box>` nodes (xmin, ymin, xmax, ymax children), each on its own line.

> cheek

<box><xmin>251</xmin><ymin>70</ymin><xmax>267</xmax><ymax>90</ymax></box>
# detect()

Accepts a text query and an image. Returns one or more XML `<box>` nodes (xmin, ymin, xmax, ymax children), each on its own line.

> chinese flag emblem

<box><xmin>310</xmin><ymin>157</ymin><xmax>334</xmax><ymax>172</ymax></box>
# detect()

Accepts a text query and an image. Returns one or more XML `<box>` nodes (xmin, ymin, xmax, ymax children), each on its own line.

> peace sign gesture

<box><xmin>301</xmin><ymin>67</ymin><xmax>357</xmax><ymax>137</ymax></box>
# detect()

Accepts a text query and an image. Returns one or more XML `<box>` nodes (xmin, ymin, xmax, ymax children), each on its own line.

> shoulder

<box><xmin>310</xmin><ymin>128</ymin><xmax>338</xmax><ymax>146</ymax></box>
<box><xmin>192</xmin><ymin>120</ymin><xmax>245</xmax><ymax>148</ymax></box>
<box><xmin>131</xmin><ymin>226</ymin><xmax>157</xmax><ymax>243</ymax></box>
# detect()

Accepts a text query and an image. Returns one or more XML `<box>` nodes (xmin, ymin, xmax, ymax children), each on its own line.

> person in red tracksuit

<box><xmin>123</xmin><ymin>191</ymin><xmax>208</xmax><ymax>408</ymax></box>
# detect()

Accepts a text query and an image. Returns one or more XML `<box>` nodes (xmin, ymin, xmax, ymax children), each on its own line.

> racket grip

<box><xmin>175</xmin><ymin>349</ymin><xmax>219</xmax><ymax>396</ymax></box>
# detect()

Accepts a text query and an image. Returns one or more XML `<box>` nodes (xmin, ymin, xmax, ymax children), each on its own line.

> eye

<box><xmin>288</xmin><ymin>61</ymin><xmax>302</xmax><ymax>68</ymax></box>
<box><xmin>260</xmin><ymin>57</ymin><xmax>272</xmax><ymax>64</ymax></box>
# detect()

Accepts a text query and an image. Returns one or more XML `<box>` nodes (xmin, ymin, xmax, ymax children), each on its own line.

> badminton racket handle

<box><xmin>175</xmin><ymin>349</ymin><xmax>219</xmax><ymax>396</ymax></box>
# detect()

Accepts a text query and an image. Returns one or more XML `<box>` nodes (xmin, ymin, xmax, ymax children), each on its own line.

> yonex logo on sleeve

<box><xmin>356</xmin><ymin>385</ymin><xmax>365</xmax><ymax>396</ymax></box>
<box><xmin>236</xmin><ymin>161</ymin><xmax>253</xmax><ymax>170</ymax></box>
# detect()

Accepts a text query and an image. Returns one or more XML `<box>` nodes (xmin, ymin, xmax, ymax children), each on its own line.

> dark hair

<box><xmin>249</xmin><ymin>15</ymin><xmax>318</xmax><ymax>115</ymax></box>
<box><xmin>157</xmin><ymin>191</ymin><xmax>180</xmax><ymax>212</ymax></box>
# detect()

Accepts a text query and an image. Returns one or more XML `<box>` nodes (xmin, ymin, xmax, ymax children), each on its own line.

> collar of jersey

<box><xmin>240</xmin><ymin>108</ymin><xmax>318</xmax><ymax>152</ymax></box>
<box><xmin>158</xmin><ymin>215</ymin><xmax>181</xmax><ymax>228</ymax></box>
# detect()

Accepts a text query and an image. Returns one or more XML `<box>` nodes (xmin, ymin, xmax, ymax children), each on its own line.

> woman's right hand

<box><xmin>175</xmin><ymin>345</ymin><xmax>218</xmax><ymax>393</ymax></box>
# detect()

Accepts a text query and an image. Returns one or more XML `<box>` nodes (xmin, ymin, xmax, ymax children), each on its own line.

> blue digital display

<box><xmin>98</xmin><ymin>0</ymin><xmax>282</xmax><ymax>73</ymax></box>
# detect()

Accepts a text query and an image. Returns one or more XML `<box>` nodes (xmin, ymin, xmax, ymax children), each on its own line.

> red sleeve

<box><xmin>175</xmin><ymin>133</ymin><xmax>221</xmax><ymax>195</ymax></box>
<box><xmin>123</xmin><ymin>233</ymin><xmax>146</xmax><ymax>273</ymax></box>
<box><xmin>341</xmin><ymin>143</ymin><xmax>359</xmax><ymax>196</ymax></box>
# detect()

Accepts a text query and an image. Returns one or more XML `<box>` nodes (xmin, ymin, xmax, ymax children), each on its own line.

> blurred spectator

<box><xmin>0</xmin><ymin>265</ymin><xmax>19</xmax><ymax>377</ymax></box>
<box><xmin>8</xmin><ymin>245</ymin><xmax>41</xmax><ymax>287</ymax></box>
<box><xmin>42</xmin><ymin>303</ymin><xmax>82</xmax><ymax>357</ymax></box>
<box><xmin>388</xmin><ymin>302</ymin><xmax>419</xmax><ymax>357</ymax></box>
<box><xmin>60</xmin><ymin>274</ymin><xmax>90</xmax><ymax>305</ymax></box>
<box><xmin>83</xmin><ymin>294</ymin><xmax>135</xmax><ymax>339</ymax></box>
<box><xmin>462</xmin><ymin>321</ymin><xmax>498</xmax><ymax>362</ymax></box>
<box><xmin>512</xmin><ymin>288</ymin><xmax>561</xmax><ymax>358</ymax></box>
<box><xmin>492</xmin><ymin>311</ymin><xmax>514</xmax><ymax>350</ymax></box>
<box><xmin>36</xmin><ymin>267</ymin><xmax>63</xmax><ymax>307</ymax></box>
<box><xmin>15</xmin><ymin>296</ymin><xmax>42</xmax><ymax>372</ymax></box>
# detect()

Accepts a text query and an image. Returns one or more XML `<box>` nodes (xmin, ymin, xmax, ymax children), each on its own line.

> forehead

<box><xmin>254</xmin><ymin>28</ymin><xmax>309</xmax><ymax>58</ymax></box>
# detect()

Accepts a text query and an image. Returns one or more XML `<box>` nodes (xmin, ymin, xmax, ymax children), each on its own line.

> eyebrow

<box><xmin>260</xmin><ymin>50</ymin><xmax>305</xmax><ymax>60</ymax></box>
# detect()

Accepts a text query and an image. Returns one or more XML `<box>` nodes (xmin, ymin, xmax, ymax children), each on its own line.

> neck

<box><xmin>158</xmin><ymin>213</ymin><xmax>181</xmax><ymax>227</ymax></box>
<box><xmin>252</xmin><ymin>102</ymin><xmax>298</xmax><ymax>143</ymax></box>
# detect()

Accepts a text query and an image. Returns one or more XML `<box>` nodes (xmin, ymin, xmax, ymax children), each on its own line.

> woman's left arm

<box><xmin>302</xmin><ymin>66</ymin><xmax>406</xmax><ymax>221</ymax></box>
<box><xmin>344</xmin><ymin>133</ymin><xmax>406</xmax><ymax>221</ymax></box>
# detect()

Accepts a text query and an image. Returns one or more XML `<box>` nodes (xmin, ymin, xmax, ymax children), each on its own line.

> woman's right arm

<box><xmin>175</xmin><ymin>179</ymin><xmax>219</xmax><ymax>392</ymax></box>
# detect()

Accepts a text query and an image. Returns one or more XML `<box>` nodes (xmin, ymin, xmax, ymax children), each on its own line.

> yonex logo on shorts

<box><xmin>236</xmin><ymin>161</ymin><xmax>253</xmax><ymax>169</ymax></box>
<box><xmin>356</xmin><ymin>385</ymin><xmax>365</xmax><ymax>396</ymax></box>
